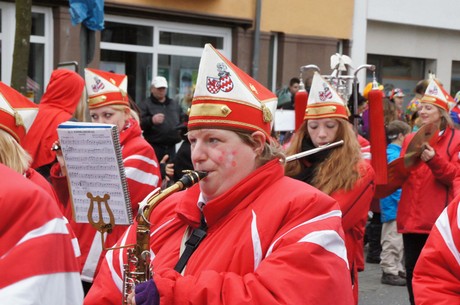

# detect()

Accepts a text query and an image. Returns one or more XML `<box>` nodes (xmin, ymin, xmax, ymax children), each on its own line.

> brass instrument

<box><xmin>122</xmin><ymin>170</ymin><xmax>207</xmax><ymax>305</ymax></box>
<box><xmin>285</xmin><ymin>140</ymin><xmax>344</xmax><ymax>162</ymax></box>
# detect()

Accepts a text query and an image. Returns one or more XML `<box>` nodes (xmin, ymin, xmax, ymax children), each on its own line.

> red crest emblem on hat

<box><xmin>206</xmin><ymin>62</ymin><xmax>234</xmax><ymax>94</ymax></box>
<box><xmin>319</xmin><ymin>83</ymin><xmax>333</xmax><ymax>101</ymax></box>
<box><xmin>91</xmin><ymin>76</ymin><xmax>105</xmax><ymax>93</ymax></box>
<box><xmin>206</xmin><ymin>77</ymin><xmax>221</xmax><ymax>94</ymax></box>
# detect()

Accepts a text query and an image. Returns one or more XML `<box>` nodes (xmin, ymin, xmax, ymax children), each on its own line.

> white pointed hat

<box><xmin>0</xmin><ymin>82</ymin><xmax>38</xmax><ymax>143</ymax></box>
<box><xmin>188</xmin><ymin>44</ymin><xmax>277</xmax><ymax>141</ymax></box>
<box><xmin>84</xmin><ymin>68</ymin><xmax>129</xmax><ymax>109</ymax></box>
<box><xmin>421</xmin><ymin>78</ymin><xmax>453</xmax><ymax>112</ymax></box>
<box><xmin>304</xmin><ymin>71</ymin><xmax>349</xmax><ymax>120</ymax></box>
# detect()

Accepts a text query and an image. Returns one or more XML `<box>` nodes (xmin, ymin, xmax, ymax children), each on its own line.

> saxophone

<box><xmin>122</xmin><ymin>170</ymin><xmax>207</xmax><ymax>304</ymax></box>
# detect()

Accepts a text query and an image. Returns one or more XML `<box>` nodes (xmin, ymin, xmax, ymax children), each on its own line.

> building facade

<box><xmin>352</xmin><ymin>0</ymin><xmax>460</xmax><ymax>102</ymax></box>
<box><xmin>6</xmin><ymin>0</ymin><xmax>458</xmax><ymax>108</ymax></box>
<box><xmin>1</xmin><ymin>0</ymin><xmax>352</xmax><ymax>104</ymax></box>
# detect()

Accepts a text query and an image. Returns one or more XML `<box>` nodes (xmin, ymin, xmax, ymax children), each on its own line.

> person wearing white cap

<box><xmin>86</xmin><ymin>44</ymin><xmax>354</xmax><ymax>305</ymax></box>
<box><xmin>0</xmin><ymin>82</ymin><xmax>84</xmax><ymax>305</ymax></box>
<box><xmin>285</xmin><ymin>71</ymin><xmax>376</xmax><ymax>304</ymax></box>
<box><xmin>392</xmin><ymin>78</ymin><xmax>460</xmax><ymax>305</ymax></box>
<box><xmin>138</xmin><ymin>75</ymin><xmax>183</xmax><ymax>180</ymax></box>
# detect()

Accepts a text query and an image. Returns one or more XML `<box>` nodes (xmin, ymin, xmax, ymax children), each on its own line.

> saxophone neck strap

<box><xmin>174</xmin><ymin>212</ymin><xmax>207</xmax><ymax>273</ymax></box>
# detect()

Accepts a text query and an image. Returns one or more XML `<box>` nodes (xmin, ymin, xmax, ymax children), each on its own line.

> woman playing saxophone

<box><xmin>85</xmin><ymin>44</ymin><xmax>354</xmax><ymax>305</ymax></box>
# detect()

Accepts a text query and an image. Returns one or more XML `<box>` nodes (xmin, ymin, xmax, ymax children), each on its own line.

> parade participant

<box><xmin>0</xmin><ymin>83</ymin><xmax>83</xmax><ymax>304</ymax></box>
<box><xmin>85</xmin><ymin>44</ymin><xmax>354</xmax><ymax>305</ymax></box>
<box><xmin>395</xmin><ymin>78</ymin><xmax>460</xmax><ymax>305</ymax></box>
<box><xmin>0</xmin><ymin>164</ymin><xmax>84</xmax><ymax>305</ymax></box>
<box><xmin>389</xmin><ymin>88</ymin><xmax>406</xmax><ymax>121</ymax></box>
<box><xmin>449</xmin><ymin>90</ymin><xmax>460</xmax><ymax>128</ymax></box>
<box><xmin>405</xmin><ymin>79</ymin><xmax>429</xmax><ymax>129</ymax></box>
<box><xmin>285</xmin><ymin>71</ymin><xmax>375</xmax><ymax>304</ymax></box>
<box><xmin>412</xmin><ymin>194</ymin><xmax>460</xmax><ymax>304</ymax></box>
<box><xmin>0</xmin><ymin>80</ymin><xmax>62</xmax><ymax>198</ymax></box>
<box><xmin>0</xmin><ymin>82</ymin><xmax>39</xmax><ymax>178</ymax></box>
<box><xmin>379</xmin><ymin>120</ymin><xmax>411</xmax><ymax>286</ymax></box>
<box><xmin>22</xmin><ymin>69</ymin><xmax>86</xmax><ymax>180</ymax></box>
<box><xmin>50</xmin><ymin>68</ymin><xmax>162</xmax><ymax>293</ymax></box>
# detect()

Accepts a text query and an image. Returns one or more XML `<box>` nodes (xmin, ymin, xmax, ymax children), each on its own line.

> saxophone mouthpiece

<box><xmin>195</xmin><ymin>170</ymin><xmax>208</xmax><ymax>180</ymax></box>
<box><xmin>179</xmin><ymin>170</ymin><xmax>208</xmax><ymax>188</ymax></box>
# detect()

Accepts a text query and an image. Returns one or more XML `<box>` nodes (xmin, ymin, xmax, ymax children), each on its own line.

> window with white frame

<box><xmin>100</xmin><ymin>15</ymin><xmax>232</xmax><ymax>106</ymax></box>
<box><xmin>0</xmin><ymin>3</ymin><xmax>52</xmax><ymax>103</ymax></box>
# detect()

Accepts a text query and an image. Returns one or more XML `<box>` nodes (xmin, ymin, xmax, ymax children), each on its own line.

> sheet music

<box><xmin>58</xmin><ymin>121</ymin><xmax>132</xmax><ymax>225</ymax></box>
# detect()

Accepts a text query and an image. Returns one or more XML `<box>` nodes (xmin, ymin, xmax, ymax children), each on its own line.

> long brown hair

<box><xmin>285</xmin><ymin>119</ymin><xmax>362</xmax><ymax>194</ymax></box>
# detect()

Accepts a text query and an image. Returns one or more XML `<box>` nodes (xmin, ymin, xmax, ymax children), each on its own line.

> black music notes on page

<box><xmin>57</xmin><ymin>121</ymin><xmax>133</xmax><ymax>225</ymax></box>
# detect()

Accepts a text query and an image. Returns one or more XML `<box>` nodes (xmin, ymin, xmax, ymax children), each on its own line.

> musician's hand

<box><xmin>134</xmin><ymin>279</ymin><xmax>160</xmax><ymax>305</ymax></box>
<box><xmin>127</xmin><ymin>291</ymin><xmax>136</xmax><ymax>305</ymax></box>
<box><xmin>165</xmin><ymin>163</ymin><xmax>174</xmax><ymax>178</ymax></box>
<box><xmin>160</xmin><ymin>154</ymin><xmax>174</xmax><ymax>178</ymax></box>
<box><xmin>420</xmin><ymin>143</ymin><xmax>435</xmax><ymax>162</ymax></box>
<box><xmin>52</xmin><ymin>140</ymin><xmax>67</xmax><ymax>177</ymax></box>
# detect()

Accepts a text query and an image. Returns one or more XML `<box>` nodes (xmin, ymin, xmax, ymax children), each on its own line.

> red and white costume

<box><xmin>330</xmin><ymin>160</ymin><xmax>375</xmax><ymax>302</ymax></box>
<box><xmin>22</xmin><ymin>69</ymin><xmax>85</xmax><ymax>170</ymax></box>
<box><xmin>397</xmin><ymin>127</ymin><xmax>460</xmax><ymax>234</ymax></box>
<box><xmin>413</xmin><ymin>195</ymin><xmax>460</xmax><ymax>304</ymax></box>
<box><xmin>0</xmin><ymin>164</ymin><xmax>83</xmax><ymax>304</ymax></box>
<box><xmin>51</xmin><ymin>118</ymin><xmax>161</xmax><ymax>282</ymax></box>
<box><xmin>85</xmin><ymin>160</ymin><xmax>354</xmax><ymax>304</ymax></box>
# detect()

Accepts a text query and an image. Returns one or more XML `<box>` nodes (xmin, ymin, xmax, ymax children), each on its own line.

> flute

<box><xmin>285</xmin><ymin>140</ymin><xmax>344</xmax><ymax>162</ymax></box>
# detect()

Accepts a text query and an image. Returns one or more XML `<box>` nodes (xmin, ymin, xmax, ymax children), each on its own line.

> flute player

<box><xmin>285</xmin><ymin>71</ymin><xmax>376</xmax><ymax>304</ymax></box>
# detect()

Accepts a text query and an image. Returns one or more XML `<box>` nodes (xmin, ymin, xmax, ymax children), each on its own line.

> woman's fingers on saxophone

<box><xmin>127</xmin><ymin>291</ymin><xmax>136</xmax><ymax>305</ymax></box>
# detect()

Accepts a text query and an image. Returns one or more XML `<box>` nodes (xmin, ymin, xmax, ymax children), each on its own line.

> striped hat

<box><xmin>188</xmin><ymin>44</ymin><xmax>277</xmax><ymax>141</ymax></box>
<box><xmin>0</xmin><ymin>82</ymin><xmax>38</xmax><ymax>143</ymax></box>
<box><xmin>304</xmin><ymin>72</ymin><xmax>349</xmax><ymax>120</ymax></box>
<box><xmin>84</xmin><ymin>68</ymin><xmax>129</xmax><ymax>109</ymax></box>
<box><xmin>421</xmin><ymin>78</ymin><xmax>454</xmax><ymax>112</ymax></box>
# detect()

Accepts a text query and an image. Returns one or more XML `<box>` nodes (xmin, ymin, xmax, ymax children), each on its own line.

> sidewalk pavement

<box><xmin>358</xmin><ymin>253</ymin><xmax>410</xmax><ymax>305</ymax></box>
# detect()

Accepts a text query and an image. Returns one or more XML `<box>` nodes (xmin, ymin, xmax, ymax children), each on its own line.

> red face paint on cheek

<box><xmin>230</xmin><ymin>150</ymin><xmax>238</xmax><ymax>167</ymax></box>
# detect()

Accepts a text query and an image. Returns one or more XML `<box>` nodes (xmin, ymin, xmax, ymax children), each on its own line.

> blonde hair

<box><xmin>73</xmin><ymin>87</ymin><xmax>89</xmax><ymax>122</ymax></box>
<box><xmin>108</xmin><ymin>104</ymin><xmax>140</xmax><ymax>123</ymax></box>
<box><xmin>419</xmin><ymin>103</ymin><xmax>454</xmax><ymax>130</ymax></box>
<box><xmin>285</xmin><ymin>119</ymin><xmax>362</xmax><ymax>194</ymax></box>
<box><xmin>0</xmin><ymin>129</ymin><xmax>32</xmax><ymax>174</ymax></box>
<box><xmin>440</xmin><ymin>107</ymin><xmax>454</xmax><ymax>130</ymax></box>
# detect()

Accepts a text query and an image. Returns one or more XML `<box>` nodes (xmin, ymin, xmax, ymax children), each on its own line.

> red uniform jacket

<box><xmin>22</xmin><ymin>70</ymin><xmax>85</xmax><ymax>169</ymax></box>
<box><xmin>85</xmin><ymin>160</ymin><xmax>355</xmax><ymax>305</ymax></box>
<box><xmin>0</xmin><ymin>164</ymin><xmax>83</xmax><ymax>304</ymax></box>
<box><xmin>397</xmin><ymin>127</ymin><xmax>460</xmax><ymax>234</ymax></box>
<box><xmin>413</xmin><ymin>194</ymin><xmax>460</xmax><ymax>304</ymax></box>
<box><xmin>331</xmin><ymin>161</ymin><xmax>375</xmax><ymax>304</ymax></box>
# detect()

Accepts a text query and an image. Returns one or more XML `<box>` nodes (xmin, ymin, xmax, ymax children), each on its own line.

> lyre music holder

<box><xmin>87</xmin><ymin>192</ymin><xmax>115</xmax><ymax>250</ymax></box>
